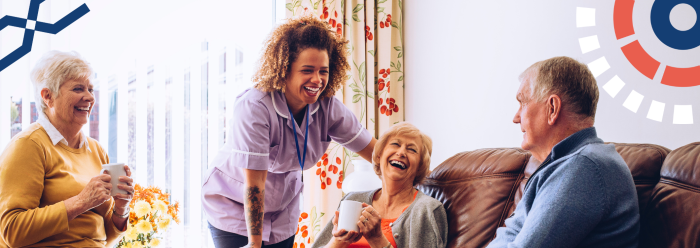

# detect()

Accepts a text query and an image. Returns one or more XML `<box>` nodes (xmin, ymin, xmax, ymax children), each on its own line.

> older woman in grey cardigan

<box><xmin>313</xmin><ymin>122</ymin><xmax>447</xmax><ymax>248</ymax></box>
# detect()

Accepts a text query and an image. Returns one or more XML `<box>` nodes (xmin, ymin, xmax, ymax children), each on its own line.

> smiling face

<box><xmin>284</xmin><ymin>48</ymin><xmax>329</xmax><ymax>113</ymax></box>
<box><xmin>378</xmin><ymin>135</ymin><xmax>422</xmax><ymax>187</ymax></box>
<box><xmin>45</xmin><ymin>79</ymin><xmax>95</xmax><ymax>131</ymax></box>
<box><xmin>513</xmin><ymin>77</ymin><xmax>549</xmax><ymax>153</ymax></box>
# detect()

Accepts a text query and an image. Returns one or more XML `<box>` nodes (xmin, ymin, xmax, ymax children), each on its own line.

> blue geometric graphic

<box><xmin>650</xmin><ymin>0</ymin><xmax>700</xmax><ymax>50</ymax></box>
<box><xmin>0</xmin><ymin>0</ymin><xmax>89</xmax><ymax>72</ymax></box>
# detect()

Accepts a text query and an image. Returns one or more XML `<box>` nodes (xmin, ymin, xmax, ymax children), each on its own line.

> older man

<box><xmin>487</xmin><ymin>56</ymin><xmax>639</xmax><ymax>247</ymax></box>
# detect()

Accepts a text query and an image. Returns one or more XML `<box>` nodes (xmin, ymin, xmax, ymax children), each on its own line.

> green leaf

<box><xmin>394</xmin><ymin>46</ymin><xmax>402</xmax><ymax>51</ymax></box>
<box><xmin>397</xmin><ymin>52</ymin><xmax>403</xmax><ymax>58</ymax></box>
<box><xmin>399</xmin><ymin>0</ymin><xmax>403</xmax><ymax>10</ymax></box>
<box><xmin>391</xmin><ymin>21</ymin><xmax>399</xmax><ymax>28</ymax></box>
<box><xmin>368</xmin><ymin>50</ymin><xmax>375</xmax><ymax>56</ymax></box>
<box><xmin>319</xmin><ymin>212</ymin><xmax>325</xmax><ymax>218</ymax></box>
<box><xmin>370</xmin><ymin>118</ymin><xmax>375</xmax><ymax>123</ymax></box>
<box><xmin>359</xmin><ymin>61</ymin><xmax>366</xmax><ymax>82</ymax></box>
<box><xmin>311</xmin><ymin>210</ymin><xmax>317</xmax><ymax>224</ymax></box>
<box><xmin>378</xmin><ymin>0</ymin><xmax>388</xmax><ymax>4</ymax></box>
<box><xmin>398</xmin><ymin>76</ymin><xmax>404</xmax><ymax>81</ymax></box>
<box><xmin>352</xmin><ymin>88</ymin><xmax>362</xmax><ymax>93</ymax></box>
<box><xmin>377</xmin><ymin>7</ymin><xmax>385</xmax><ymax>13</ymax></box>
<box><xmin>353</xmin><ymin>4</ymin><xmax>364</xmax><ymax>13</ymax></box>
<box><xmin>353</xmin><ymin>94</ymin><xmax>363</xmax><ymax>103</ymax></box>
<box><xmin>390</xmin><ymin>61</ymin><xmax>396</xmax><ymax>68</ymax></box>
<box><xmin>394</xmin><ymin>121</ymin><xmax>400</xmax><ymax>125</ymax></box>
<box><xmin>295</xmin><ymin>0</ymin><xmax>302</xmax><ymax>8</ymax></box>
<box><xmin>397</xmin><ymin>61</ymin><xmax>402</xmax><ymax>70</ymax></box>
<box><xmin>286</xmin><ymin>3</ymin><xmax>293</xmax><ymax>12</ymax></box>
<box><xmin>353</xmin><ymin>14</ymin><xmax>360</xmax><ymax>22</ymax></box>
<box><xmin>314</xmin><ymin>0</ymin><xmax>321</xmax><ymax>9</ymax></box>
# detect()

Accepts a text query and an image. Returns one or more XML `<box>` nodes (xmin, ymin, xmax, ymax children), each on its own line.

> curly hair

<box><xmin>252</xmin><ymin>15</ymin><xmax>350</xmax><ymax>99</ymax></box>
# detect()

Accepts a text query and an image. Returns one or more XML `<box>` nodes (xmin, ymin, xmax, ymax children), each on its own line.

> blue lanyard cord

<box><xmin>287</xmin><ymin>104</ymin><xmax>309</xmax><ymax>172</ymax></box>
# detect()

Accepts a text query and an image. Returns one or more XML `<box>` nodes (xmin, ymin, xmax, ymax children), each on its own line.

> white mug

<box><xmin>337</xmin><ymin>200</ymin><xmax>364</xmax><ymax>232</ymax></box>
<box><xmin>101</xmin><ymin>163</ymin><xmax>128</xmax><ymax>196</ymax></box>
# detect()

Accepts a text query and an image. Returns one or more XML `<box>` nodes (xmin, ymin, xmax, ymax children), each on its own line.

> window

<box><xmin>1</xmin><ymin>1</ymin><xmax>279</xmax><ymax>246</ymax></box>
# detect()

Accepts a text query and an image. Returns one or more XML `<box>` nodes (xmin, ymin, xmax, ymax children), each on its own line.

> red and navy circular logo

<box><xmin>576</xmin><ymin>1</ymin><xmax>699</xmax><ymax>124</ymax></box>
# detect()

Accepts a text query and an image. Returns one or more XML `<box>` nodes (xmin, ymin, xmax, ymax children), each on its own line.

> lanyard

<box><xmin>287</xmin><ymin>104</ymin><xmax>309</xmax><ymax>173</ymax></box>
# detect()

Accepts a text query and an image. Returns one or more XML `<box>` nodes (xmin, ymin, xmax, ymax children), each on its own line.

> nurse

<box><xmin>202</xmin><ymin>16</ymin><xmax>377</xmax><ymax>248</ymax></box>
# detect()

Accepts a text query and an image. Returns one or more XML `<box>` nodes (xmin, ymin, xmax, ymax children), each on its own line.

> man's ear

<box><xmin>547</xmin><ymin>94</ymin><xmax>562</xmax><ymax>125</ymax></box>
<box><xmin>41</xmin><ymin>88</ymin><xmax>53</xmax><ymax>108</ymax></box>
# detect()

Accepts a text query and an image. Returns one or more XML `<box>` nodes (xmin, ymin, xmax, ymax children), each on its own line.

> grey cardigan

<box><xmin>312</xmin><ymin>188</ymin><xmax>448</xmax><ymax>248</ymax></box>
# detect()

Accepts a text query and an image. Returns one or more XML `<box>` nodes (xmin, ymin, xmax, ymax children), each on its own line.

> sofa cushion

<box><xmin>417</xmin><ymin>148</ymin><xmax>530</xmax><ymax>248</ymax></box>
<box><xmin>611</xmin><ymin>143</ymin><xmax>671</xmax><ymax>216</ymax></box>
<box><xmin>641</xmin><ymin>142</ymin><xmax>700</xmax><ymax>248</ymax></box>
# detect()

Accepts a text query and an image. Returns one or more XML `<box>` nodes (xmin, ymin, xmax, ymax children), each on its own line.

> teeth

<box><xmin>390</xmin><ymin>160</ymin><xmax>406</xmax><ymax>169</ymax></box>
<box><xmin>304</xmin><ymin>86</ymin><xmax>320</xmax><ymax>92</ymax></box>
<box><xmin>76</xmin><ymin>106</ymin><xmax>90</xmax><ymax>111</ymax></box>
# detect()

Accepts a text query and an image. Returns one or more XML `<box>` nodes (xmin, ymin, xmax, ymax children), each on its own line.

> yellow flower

<box><xmin>149</xmin><ymin>238</ymin><xmax>161</xmax><ymax>247</ymax></box>
<box><xmin>157</xmin><ymin>218</ymin><xmax>171</xmax><ymax>231</ymax></box>
<box><xmin>134</xmin><ymin>200</ymin><xmax>151</xmax><ymax>218</ymax></box>
<box><xmin>153</xmin><ymin>200</ymin><xmax>167</xmax><ymax>215</ymax></box>
<box><xmin>125</xmin><ymin>224</ymin><xmax>139</xmax><ymax>241</ymax></box>
<box><xmin>135</xmin><ymin>220</ymin><xmax>153</xmax><ymax>233</ymax></box>
<box><xmin>122</xmin><ymin>241</ymin><xmax>133</xmax><ymax>248</ymax></box>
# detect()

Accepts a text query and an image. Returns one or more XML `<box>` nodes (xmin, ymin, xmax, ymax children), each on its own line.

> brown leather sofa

<box><xmin>417</xmin><ymin>142</ymin><xmax>700</xmax><ymax>248</ymax></box>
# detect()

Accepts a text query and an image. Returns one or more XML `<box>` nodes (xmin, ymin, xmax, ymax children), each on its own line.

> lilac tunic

<box><xmin>202</xmin><ymin>88</ymin><xmax>372</xmax><ymax>244</ymax></box>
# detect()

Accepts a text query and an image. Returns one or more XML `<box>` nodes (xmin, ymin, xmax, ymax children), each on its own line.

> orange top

<box><xmin>348</xmin><ymin>190</ymin><xmax>418</xmax><ymax>248</ymax></box>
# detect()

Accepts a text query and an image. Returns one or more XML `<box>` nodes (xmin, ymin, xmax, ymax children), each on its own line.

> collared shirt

<box><xmin>202</xmin><ymin>88</ymin><xmax>372</xmax><ymax>244</ymax></box>
<box><xmin>36</xmin><ymin>111</ymin><xmax>91</xmax><ymax>152</ymax></box>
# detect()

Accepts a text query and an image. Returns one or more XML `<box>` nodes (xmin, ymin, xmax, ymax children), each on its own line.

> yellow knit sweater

<box><xmin>0</xmin><ymin>123</ymin><xmax>125</xmax><ymax>247</ymax></box>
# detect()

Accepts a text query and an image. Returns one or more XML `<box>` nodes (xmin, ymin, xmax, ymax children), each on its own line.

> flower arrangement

<box><xmin>117</xmin><ymin>184</ymin><xmax>180</xmax><ymax>248</ymax></box>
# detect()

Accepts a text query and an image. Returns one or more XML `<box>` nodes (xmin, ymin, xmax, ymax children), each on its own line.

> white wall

<box><xmin>404</xmin><ymin>0</ymin><xmax>700</xmax><ymax>167</ymax></box>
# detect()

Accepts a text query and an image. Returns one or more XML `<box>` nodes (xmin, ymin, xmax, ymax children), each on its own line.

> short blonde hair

<box><xmin>30</xmin><ymin>51</ymin><xmax>93</xmax><ymax>113</ymax></box>
<box><xmin>372</xmin><ymin>122</ymin><xmax>433</xmax><ymax>186</ymax></box>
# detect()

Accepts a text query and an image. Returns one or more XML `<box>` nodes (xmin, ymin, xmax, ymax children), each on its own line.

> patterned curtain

<box><xmin>286</xmin><ymin>0</ymin><xmax>405</xmax><ymax>247</ymax></box>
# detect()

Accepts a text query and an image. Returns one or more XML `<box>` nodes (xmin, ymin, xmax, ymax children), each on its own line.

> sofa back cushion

<box><xmin>417</xmin><ymin>148</ymin><xmax>530</xmax><ymax>248</ymax></box>
<box><xmin>611</xmin><ymin>143</ymin><xmax>671</xmax><ymax>218</ymax></box>
<box><xmin>641</xmin><ymin>142</ymin><xmax>700</xmax><ymax>248</ymax></box>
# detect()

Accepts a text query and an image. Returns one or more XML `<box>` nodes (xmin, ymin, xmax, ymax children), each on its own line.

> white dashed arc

<box><xmin>575</xmin><ymin>6</ymin><xmax>695</xmax><ymax>125</ymax></box>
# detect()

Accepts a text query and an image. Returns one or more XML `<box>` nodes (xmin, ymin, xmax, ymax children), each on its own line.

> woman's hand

<box><xmin>65</xmin><ymin>173</ymin><xmax>112</xmax><ymax>220</ymax></box>
<box><xmin>358</xmin><ymin>203</ymin><xmax>389</xmax><ymax>247</ymax></box>
<box><xmin>327</xmin><ymin>211</ymin><xmax>362</xmax><ymax>247</ymax></box>
<box><xmin>112</xmin><ymin>165</ymin><xmax>134</xmax><ymax>214</ymax></box>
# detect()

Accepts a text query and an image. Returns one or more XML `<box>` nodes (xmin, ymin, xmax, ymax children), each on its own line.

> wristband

<box><xmin>113</xmin><ymin>207</ymin><xmax>130</xmax><ymax>218</ymax></box>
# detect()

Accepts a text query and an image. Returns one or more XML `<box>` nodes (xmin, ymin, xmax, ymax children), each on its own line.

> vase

<box><xmin>341</xmin><ymin>159</ymin><xmax>382</xmax><ymax>193</ymax></box>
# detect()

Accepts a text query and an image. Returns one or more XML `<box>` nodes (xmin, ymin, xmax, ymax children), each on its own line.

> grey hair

<box><xmin>30</xmin><ymin>51</ymin><xmax>93</xmax><ymax>113</ymax></box>
<box><xmin>518</xmin><ymin>56</ymin><xmax>599</xmax><ymax>120</ymax></box>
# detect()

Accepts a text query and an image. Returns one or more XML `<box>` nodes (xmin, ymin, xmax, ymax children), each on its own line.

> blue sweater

<box><xmin>487</xmin><ymin>127</ymin><xmax>639</xmax><ymax>248</ymax></box>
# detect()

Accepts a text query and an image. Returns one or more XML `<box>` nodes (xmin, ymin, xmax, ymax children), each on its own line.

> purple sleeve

<box><xmin>327</xmin><ymin>96</ymin><xmax>372</xmax><ymax>153</ymax></box>
<box><xmin>226</xmin><ymin>99</ymin><xmax>272</xmax><ymax>171</ymax></box>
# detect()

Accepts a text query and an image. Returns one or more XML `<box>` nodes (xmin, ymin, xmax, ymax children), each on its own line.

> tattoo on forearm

<box><xmin>245</xmin><ymin>186</ymin><xmax>264</xmax><ymax>236</ymax></box>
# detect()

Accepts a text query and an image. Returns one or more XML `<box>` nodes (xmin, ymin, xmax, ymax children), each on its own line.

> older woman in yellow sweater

<box><xmin>0</xmin><ymin>51</ymin><xmax>134</xmax><ymax>247</ymax></box>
